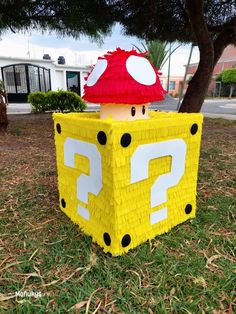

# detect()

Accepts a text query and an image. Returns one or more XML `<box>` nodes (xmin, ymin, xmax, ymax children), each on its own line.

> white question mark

<box><xmin>64</xmin><ymin>137</ymin><xmax>102</xmax><ymax>221</ymax></box>
<box><xmin>131</xmin><ymin>139</ymin><xmax>187</xmax><ymax>225</ymax></box>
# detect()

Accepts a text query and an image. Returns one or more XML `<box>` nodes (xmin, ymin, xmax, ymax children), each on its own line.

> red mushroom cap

<box><xmin>83</xmin><ymin>48</ymin><xmax>166</xmax><ymax>104</ymax></box>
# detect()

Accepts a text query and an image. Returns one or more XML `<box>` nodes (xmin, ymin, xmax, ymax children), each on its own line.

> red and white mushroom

<box><xmin>83</xmin><ymin>48</ymin><xmax>166</xmax><ymax>121</ymax></box>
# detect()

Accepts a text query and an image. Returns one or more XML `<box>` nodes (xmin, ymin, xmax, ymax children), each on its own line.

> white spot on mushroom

<box><xmin>126</xmin><ymin>55</ymin><xmax>156</xmax><ymax>85</ymax></box>
<box><xmin>86</xmin><ymin>59</ymin><xmax>108</xmax><ymax>86</ymax></box>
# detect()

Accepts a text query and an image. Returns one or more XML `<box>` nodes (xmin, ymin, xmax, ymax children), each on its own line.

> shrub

<box><xmin>46</xmin><ymin>91</ymin><xmax>60</xmax><ymax>111</ymax></box>
<box><xmin>28</xmin><ymin>92</ymin><xmax>47</xmax><ymax>113</ymax></box>
<box><xmin>46</xmin><ymin>90</ymin><xmax>86</xmax><ymax>112</ymax></box>
<box><xmin>28</xmin><ymin>90</ymin><xmax>87</xmax><ymax>113</ymax></box>
<box><xmin>63</xmin><ymin>91</ymin><xmax>87</xmax><ymax>112</ymax></box>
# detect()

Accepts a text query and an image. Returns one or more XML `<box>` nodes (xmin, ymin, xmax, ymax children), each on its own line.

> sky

<box><xmin>0</xmin><ymin>24</ymin><xmax>200</xmax><ymax>77</ymax></box>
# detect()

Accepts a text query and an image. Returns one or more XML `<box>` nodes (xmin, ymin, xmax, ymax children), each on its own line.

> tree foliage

<box><xmin>215</xmin><ymin>72</ymin><xmax>223</xmax><ymax>82</ymax></box>
<box><xmin>109</xmin><ymin>0</ymin><xmax>236</xmax><ymax>44</ymax></box>
<box><xmin>221</xmin><ymin>68</ymin><xmax>236</xmax><ymax>98</ymax></box>
<box><xmin>222</xmin><ymin>68</ymin><xmax>236</xmax><ymax>85</ymax></box>
<box><xmin>0</xmin><ymin>0</ymin><xmax>113</xmax><ymax>129</ymax></box>
<box><xmin>109</xmin><ymin>0</ymin><xmax>236</xmax><ymax>112</ymax></box>
<box><xmin>0</xmin><ymin>0</ymin><xmax>113</xmax><ymax>41</ymax></box>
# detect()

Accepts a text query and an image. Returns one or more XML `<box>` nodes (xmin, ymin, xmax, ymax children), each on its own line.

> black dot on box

<box><xmin>121</xmin><ymin>234</ymin><xmax>131</xmax><ymax>247</ymax></box>
<box><xmin>190</xmin><ymin>123</ymin><xmax>198</xmax><ymax>135</ymax></box>
<box><xmin>185</xmin><ymin>204</ymin><xmax>192</xmax><ymax>214</ymax></box>
<box><xmin>61</xmin><ymin>198</ymin><xmax>66</xmax><ymax>208</ymax></box>
<box><xmin>56</xmin><ymin>123</ymin><xmax>61</xmax><ymax>134</ymax></box>
<box><xmin>103</xmin><ymin>233</ymin><xmax>111</xmax><ymax>246</ymax></box>
<box><xmin>97</xmin><ymin>131</ymin><xmax>107</xmax><ymax>145</ymax></box>
<box><xmin>120</xmin><ymin>133</ymin><xmax>131</xmax><ymax>147</ymax></box>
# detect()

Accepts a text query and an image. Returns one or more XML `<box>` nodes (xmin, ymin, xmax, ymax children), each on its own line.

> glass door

<box><xmin>66</xmin><ymin>71</ymin><xmax>81</xmax><ymax>95</ymax></box>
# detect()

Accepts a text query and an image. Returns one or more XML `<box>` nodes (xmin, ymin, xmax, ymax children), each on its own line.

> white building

<box><xmin>0</xmin><ymin>55</ymin><xmax>91</xmax><ymax>103</ymax></box>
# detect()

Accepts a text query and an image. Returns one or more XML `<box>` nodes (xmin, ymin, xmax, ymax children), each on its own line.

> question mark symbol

<box><xmin>64</xmin><ymin>137</ymin><xmax>102</xmax><ymax>220</ymax></box>
<box><xmin>131</xmin><ymin>139</ymin><xmax>186</xmax><ymax>225</ymax></box>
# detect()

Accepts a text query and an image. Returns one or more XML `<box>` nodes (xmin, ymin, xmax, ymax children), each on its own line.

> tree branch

<box><xmin>185</xmin><ymin>0</ymin><xmax>213</xmax><ymax>53</ymax></box>
<box><xmin>207</xmin><ymin>16</ymin><xmax>236</xmax><ymax>32</ymax></box>
<box><xmin>214</xmin><ymin>28</ymin><xmax>236</xmax><ymax>64</ymax></box>
<box><xmin>177</xmin><ymin>0</ymin><xmax>189</xmax><ymax>25</ymax></box>
<box><xmin>7</xmin><ymin>24</ymin><xmax>16</xmax><ymax>33</ymax></box>
<box><xmin>27</xmin><ymin>0</ymin><xmax>56</xmax><ymax>18</ymax></box>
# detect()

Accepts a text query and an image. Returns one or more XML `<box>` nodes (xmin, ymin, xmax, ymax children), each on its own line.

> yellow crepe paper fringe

<box><xmin>53</xmin><ymin>111</ymin><xmax>203</xmax><ymax>256</ymax></box>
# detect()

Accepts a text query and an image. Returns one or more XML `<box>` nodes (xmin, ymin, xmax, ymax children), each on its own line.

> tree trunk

<box><xmin>179</xmin><ymin>0</ymin><xmax>214</xmax><ymax>113</ymax></box>
<box><xmin>179</xmin><ymin>32</ymin><xmax>234</xmax><ymax>112</ymax></box>
<box><xmin>229</xmin><ymin>85</ymin><xmax>234</xmax><ymax>99</ymax></box>
<box><xmin>0</xmin><ymin>95</ymin><xmax>8</xmax><ymax>132</ymax></box>
<box><xmin>178</xmin><ymin>0</ymin><xmax>236</xmax><ymax>113</ymax></box>
<box><xmin>179</xmin><ymin>54</ymin><xmax>214</xmax><ymax>113</ymax></box>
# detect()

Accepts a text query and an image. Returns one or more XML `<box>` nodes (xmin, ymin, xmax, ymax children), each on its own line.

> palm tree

<box><xmin>133</xmin><ymin>40</ymin><xmax>180</xmax><ymax>70</ymax></box>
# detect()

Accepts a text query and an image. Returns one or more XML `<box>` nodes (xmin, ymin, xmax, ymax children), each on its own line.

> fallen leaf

<box><xmin>193</xmin><ymin>276</ymin><xmax>207</xmax><ymax>287</ymax></box>
<box><xmin>69</xmin><ymin>300</ymin><xmax>87</xmax><ymax>311</ymax></box>
<box><xmin>170</xmin><ymin>287</ymin><xmax>176</xmax><ymax>295</ymax></box>
<box><xmin>0</xmin><ymin>293</ymin><xmax>15</xmax><ymax>301</ymax></box>
<box><xmin>206</xmin><ymin>254</ymin><xmax>221</xmax><ymax>269</ymax></box>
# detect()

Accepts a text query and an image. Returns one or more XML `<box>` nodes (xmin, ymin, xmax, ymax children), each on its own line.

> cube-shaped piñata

<box><xmin>53</xmin><ymin>111</ymin><xmax>203</xmax><ymax>256</ymax></box>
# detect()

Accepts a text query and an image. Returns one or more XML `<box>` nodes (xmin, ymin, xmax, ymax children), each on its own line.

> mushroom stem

<box><xmin>100</xmin><ymin>103</ymin><xmax>149</xmax><ymax>121</ymax></box>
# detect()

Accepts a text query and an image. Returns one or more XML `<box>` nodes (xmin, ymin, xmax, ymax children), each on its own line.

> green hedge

<box><xmin>28</xmin><ymin>90</ymin><xmax>87</xmax><ymax>113</ymax></box>
<box><xmin>28</xmin><ymin>92</ymin><xmax>48</xmax><ymax>113</ymax></box>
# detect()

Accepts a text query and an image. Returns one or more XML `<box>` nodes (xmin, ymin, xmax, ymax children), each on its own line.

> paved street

<box><xmin>151</xmin><ymin>96</ymin><xmax>236</xmax><ymax>115</ymax></box>
<box><xmin>6</xmin><ymin>96</ymin><xmax>236</xmax><ymax>119</ymax></box>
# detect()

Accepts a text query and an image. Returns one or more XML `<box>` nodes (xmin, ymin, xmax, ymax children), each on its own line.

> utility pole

<box><xmin>166</xmin><ymin>43</ymin><xmax>171</xmax><ymax>93</ymax></box>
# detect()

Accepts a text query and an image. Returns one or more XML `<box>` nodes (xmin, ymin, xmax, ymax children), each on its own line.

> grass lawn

<box><xmin>0</xmin><ymin>114</ymin><xmax>235</xmax><ymax>313</ymax></box>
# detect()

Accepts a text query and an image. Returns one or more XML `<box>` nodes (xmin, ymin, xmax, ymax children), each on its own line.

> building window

<box><xmin>44</xmin><ymin>69</ymin><xmax>50</xmax><ymax>92</ymax></box>
<box><xmin>168</xmin><ymin>81</ymin><xmax>176</xmax><ymax>91</ymax></box>
<box><xmin>28</xmin><ymin>65</ymin><xmax>40</xmax><ymax>92</ymax></box>
<box><xmin>15</xmin><ymin>65</ymin><xmax>27</xmax><ymax>93</ymax></box>
<box><xmin>39</xmin><ymin>67</ymin><xmax>45</xmax><ymax>92</ymax></box>
<box><xmin>4</xmin><ymin>66</ymin><xmax>26</xmax><ymax>92</ymax></box>
<box><xmin>3</xmin><ymin>66</ymin><xmax>16</xmax><ymax>93</ymax></box>
<box><xmin>2</xmin><ymin>63</ymin><xmax>51</xmax><ymax>95</ymax></box>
